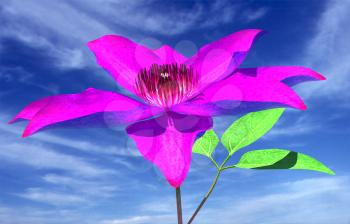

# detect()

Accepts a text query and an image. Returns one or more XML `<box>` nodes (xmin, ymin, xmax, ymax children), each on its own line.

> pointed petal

<box><xmin>250</xmin><ymin>66</ymin><xmax>326</xmax><ymax>86</ymax></box>
<box><xmin>126</xmin><ymin>112</ymin><xmax>213</xmax><ymax>188</ymax></box>
<box><xmin>186</xmin><ymin>29</ymin><xmax>264</xmax><ymax>91</ymax></box>
<box><xmin>173</xmin><ymin>67</ymin><xmax>324</xmax><ymax>116</ymax></box>
<box><xmin>88</xmin><ymin>35</ymin><xmax>162</xmax><ymax>94</ymax></box>
<box><xmin>10</xmin><ymin>88</ymin><xmax>160</xmax><ymax>137</ymax></box>
<box><xmin>9</xmin><ymin>96</ymin><xmax>51</xmax><ymax>124</ymax></box>
<box><xmin>153</xmin><ymin>45</ymin><xmax>188</xmax><ymax>64</ymax></box>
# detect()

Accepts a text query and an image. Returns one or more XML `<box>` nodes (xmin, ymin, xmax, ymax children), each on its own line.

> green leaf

<box><xmin>221</xmin><ymin>108</ymin><xmax>284</xmax><ymax>155</ymax></box>
<box><xmin>234</xmin><ymin>149</ymin><xmax>335</xmax><ymax>175</ymax></box>
<box><xmin>192</xmin><ymin>130</ymin><xmax>219</xmax><ymax>158</ymax></box>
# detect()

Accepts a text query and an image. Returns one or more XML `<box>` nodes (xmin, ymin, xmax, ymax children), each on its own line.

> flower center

<box><xmin>135</xmin><ymin>63</ymin><xmax>198</xmax><ymax>108</ymax></box>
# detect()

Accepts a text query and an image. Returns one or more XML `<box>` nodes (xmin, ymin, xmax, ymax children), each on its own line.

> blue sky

<box><xmin>0</xmin><ymin>0</ymin><xmax>350</xmax><ymax>223</ymax></box>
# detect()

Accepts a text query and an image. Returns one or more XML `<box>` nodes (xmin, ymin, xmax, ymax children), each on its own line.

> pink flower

<box><xmin>9</xmin><ymin>29</ymin><xmax>325</xmax><ymax>188</ymax></box>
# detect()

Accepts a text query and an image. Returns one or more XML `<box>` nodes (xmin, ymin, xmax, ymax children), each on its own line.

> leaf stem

<box><xmin>176</xmin><ymin>187</ymin><xmax>183</xmax><ymax>224</ymax></box>
<box><xmin>187</xmin><ymin>170</ymin><xmax>222</xmax><ymax>224</ymax></box>
<box><xmin>187</xmin><ymin>154</ymin><xmax>234</xmax><ymax>223</ymax></box>
<box><xmin>209</xmin><ymin>157</ymin><xmax>219</xmax><ymax>169</ymax></box>
<box><xmin>220</xmin><ymin>155</ymin><xmax>232</xmax><ymax>169</ymax></box>
<box><xmin>221</xmin><ymin>165</ymin><xmax>235</xmax><ymax>171</ymax></box>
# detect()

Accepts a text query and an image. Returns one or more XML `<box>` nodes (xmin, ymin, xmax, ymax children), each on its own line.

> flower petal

<box><xmin>88</xmin><ymin>35</ymin><xmax>162</xmax><ymax>94</ymax></box>
<box><xmin>172</xmin><ymin>66</ymin><xmax>325</xmax><ymax>116</ymax></box>
<box><xmin>9</xmin><ymin>96</ymin><xmax>52</xmax><ymax>124</ymax></box>
<box><xmin>186</xmin><ymin>29</ymin><xmax>264</xmax><ymax>91</ymax></box>
<box><xmin>250</xmin><ymin>66</ymin><xmax>326</xmax><ymax>86</ymax></box>
<box><xmin>153</xmin><ymin>45</ymin><xmax>188</xmax><ymax>64</ymax></box>
<box><xmin>126</xmin><ymin>112</ymin><xmax>213</xmax><ymax>188</ymax></box>
<box><xmin>10</xmin><ymin>88</ymin><xmax>161</xmax><ymax>137</ymax></box>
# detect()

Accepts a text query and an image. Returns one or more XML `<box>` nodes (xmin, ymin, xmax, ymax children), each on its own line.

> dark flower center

<box><xmin>135</xmin><ymin>63</ymin><xmax>198</xmax><ymax>108</ymax></box>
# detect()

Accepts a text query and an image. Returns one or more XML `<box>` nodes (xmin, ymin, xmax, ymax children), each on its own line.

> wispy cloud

<box><xmin>0</xmin><ymin>66</ymin><xmax>60</xmax><ymax>95</ymax></box>
<box><xmin>196</xmin><ymin>0</ymin><xmax>237</xmax><ymax>28</ymax></box>
<box><xmin>2</xmin><ymin>175</ymin><xmax>348</xmax><ymax>224</ymax></box>
<box><xmin>1</xmin><ymin>0</ymin><xmax>111</xmax><ymax>69</ymax></box>
<box><xmin>0</xmin><ymin>114</ymin><xmax>116</xmax><ymax>177</ymax></box>
<box><xmin>17</xmin><ymin>188</ymin><xmax>88</xmax><ymax>206</ymax></box>
<box><xmin>43</xmin><ymin>174</ymin><xmax>119</xmax><ymax>198</ymax></box>
<box><xmin>0</xmin><ymin>114</ymin><xmax>140</xmax><ymax>157</ymax></box>
<box><xmin>241</xmin><ymin>7</ymin><xmax>269</xmax><ymax>23</ymax></box>
<box><xmin>0</xmin><ymin>142</ymin><xmax>113</xmax><ymax>177</ymax></box>
<box><xmin>0</xmin><ymin>113</ymin><xmax>150</xmax><ymax>209</ymax></box>
<box><xmin>301</xmin><ymin>0</ymin><xmax>350</xmax><ymax>100</ymax></box>
<box><xmin>1</xmin><ymin>0</ymin><xmax>268</xmax><ymax>71</ymax></box>
<box><xmin>0</xmin><ymin>204</ymin><xmax>92</xmax><ymax>224</ymax></box>
<box><xmin>264</xmin><ymin>114</ymin><xmax>319</xmax><ymax>139</ymax></box>
<box><xmin>196</xmin><ymin>176</ymin><xmax>350</xmax><ymax>224</ymax></box>
<box><xmin>0</xmin><ymin>1</ymin><xmax>346</xmax><ymax>224</ymax></box>
<box><xmin>100</xmin><ymin>215</ymin><xmax>174</xmax><ymax>224</ymax></box>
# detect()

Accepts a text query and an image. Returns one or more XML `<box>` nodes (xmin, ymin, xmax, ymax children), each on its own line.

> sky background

<box><xmin>0</xmin><ymin>0</ymin><xmax>350</xmax><ymax>223</ymax></box>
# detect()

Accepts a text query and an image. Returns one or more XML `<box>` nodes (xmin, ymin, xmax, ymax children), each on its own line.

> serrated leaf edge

<box><xmin>223</xmin><ymin>108</ymin><xmax>284</xmax><ymax>155</ymax></box>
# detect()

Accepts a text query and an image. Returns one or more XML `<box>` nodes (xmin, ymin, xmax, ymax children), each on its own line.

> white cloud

<box><xmin>1</xmin><ymin>0</ymin><xmax>111</xmax><ymax>69</ymax></box>
<box><xmin>0</xmin><ymin>204</ymin><xmax>93</xmax><ymax>224</ymax></box>
<box><xmin>2</xmin><ymin>176</ymin><xmax>348</xmax><ymax>224</ymax></box>
<box><xmin>196</xmin><ymin>0</ymin><xmax>237</xmax><ymax>28</ymax></box>
<box><xmin>100</xmin><ymin>215</ymin><xmax>174</xmax><ymax>224</ymax></box>
<box><xmin>301</xmin><ymin>0</ymin><xmax>350</xmax><ymax>100</ymax></box>
<box><xmin>0</xmin><ymin>115</ymin><xmax>114</xmax><ymax>177</ymax></box>
<box><xmin>91</xmin><ymin>176</ymin><xmax>350</xmax><ymax>224</ymax></box>
<box><xmin>0</xmin><ymin>142</ymin><xmax>113</xmax><ymax>177</ymax></box>
<box><xmin>0</xmin><ymin>0</ymin><xmax>268</xmax><ymax>71</ymax></box>
<box><xmin>241</xmin><ymin>7</ymin><xmax>268</xmax><ymax>23</ymax></box>
<box><xmin>264</xmin><ymin>114</ymin><xmax>319</xmax><ymax>138</ymax></box>
<box><xmin>0</xmin><ymin>115</ymin><xmax>140</xmax><ymax>157</ymax></box>
<box><xmin>0</xmin><ymin>114</ymin><xmax>149</xmax><ymax>208</ymax></box>
<box><xmin>140</xmin><ymin>199</ymin><xmax>174</xmax><ymax>213</ymax></box>
<box><xmin>195</xmin><ymin>176</ymin><xmax>350</xmax><ymax>224</ymax></box>
<box><xmin>17</xmin><ymin>188</ymin><xmax>87</xmax><ymax>206</ymax></box>
<box><xmin>43</xmin><ymin>174</ymin><xmax>118</xmax><ymax>198</ymax></box>
<box><xmin>71</xmin><ymin>0</ymin><xmax>240</xmax><ymax>35</ymax></box>
<box><xmin>0</xmin><ymin>66</ymin><xmax>33</xmax><ymax>82</ymax></box>
<box><xmin>0</xmin><ymin>66</ymin><xmax>60</xmax><ymax>94</ymax></box>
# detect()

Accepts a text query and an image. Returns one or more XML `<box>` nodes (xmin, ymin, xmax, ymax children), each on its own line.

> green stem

<box><xmin>221</xmin><ymin>165</ymin><xmax>235</xmax><ymax>171</ymax></box>
<box><xmin>176</xmin><ymin>187</ymin><xmax>183</xmax><ymax>224</ymax></box>
<box><xmin>187</xmin><ymin>170</ymin><xmax>222</xmax><ymax>224</ymax></box>
<box><xmin>209</xmin><ymin>157</ymin><xmax>219</xmax><ymax>169</ymax></box>
<box><xmin>187</xmin><ymin>155</ymin><xmax>233</xmax><ymax>224</ymax></box>
<box><xmin>220</xmin><ymin>154</ymin><xmax>231</xmax><ymax>169</ymax></box>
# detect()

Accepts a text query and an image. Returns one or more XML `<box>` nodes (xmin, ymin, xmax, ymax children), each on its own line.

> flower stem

<box><xmin>176</xmin><ymin>187</ymin><xmax>183</xmax><ymax>224</ymax></box>
<box><xmin>187</xmin><ymin>170</ymin><xmax>222</xmax><ymax>224</ymax></box>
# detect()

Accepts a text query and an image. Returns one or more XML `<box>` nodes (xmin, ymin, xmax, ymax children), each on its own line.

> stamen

<box><xmin>135</xmin><ymin>63</ymin><xmax>198</xmax><ymax>108</ymax></box>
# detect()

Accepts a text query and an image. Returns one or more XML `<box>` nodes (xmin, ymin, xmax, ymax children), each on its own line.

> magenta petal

<box><xmin>186</xmin><ymin>29</ymin><xmax>264</xmax><ymax>91</ymax></box>
<box><xmin>153</xmin><ymin>45</ymin><xmax>188</xmax><ymax>64</ymax></box>
<box><xmin>172</xmin><ymin>66</ymin><xmax>323</xmax><ymax>116</ymax></box>
<box><xmin>11</xmin><ymin>88</ymin><xmax>160</xmax><ymax>137</ymax></box>
<box><xmin>126</xmin><ymin>112</ymin><xmax>213</xmax><ymax>188</ymax></box>
<box><xmin>204</xmin><ymin>70</ymin><xmax>306</xmax><ymax>108</ymax></box>
<box><xmin>88</xmin><ymin>35</ymin><xmax>162</xmax><ymax>94</ymax></box>
<box><xmin>249</xmin><ymin>66</ymin><xmax>326</xmax><ymax>86</ymax></box>
<box><xmin>9</xmin><ymin>96</ymin><xmax>51</xmax><ymax>124</ymax></box>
